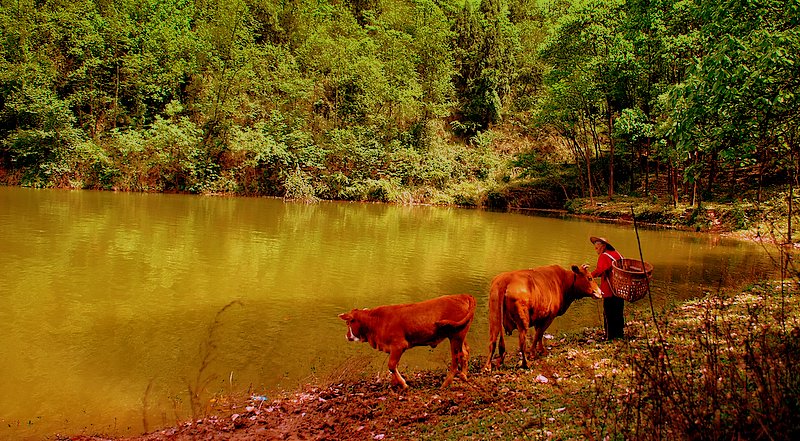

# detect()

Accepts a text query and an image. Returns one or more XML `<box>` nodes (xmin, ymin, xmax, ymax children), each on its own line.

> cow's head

<box><xmin>571</xmin><ymin>265</ymin><xmax>603</xmax><ymax>299</ymax></box>
<box><xmin>338</xmin><ymin>310</ymin><xmax>365</xmax><ymax>342</ymax></box>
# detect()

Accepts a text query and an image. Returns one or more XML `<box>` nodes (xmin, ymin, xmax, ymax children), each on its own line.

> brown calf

<box><xmin>339</xmin><ymin>294</ymin><xmax>476</xmax><ymax>389</ymax></box>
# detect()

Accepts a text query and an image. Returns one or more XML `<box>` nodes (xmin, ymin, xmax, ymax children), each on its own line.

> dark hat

<box><xmin>590</xmin><ymin>236</ymin><xmax>613</xmax><ymax>248</ymax></box>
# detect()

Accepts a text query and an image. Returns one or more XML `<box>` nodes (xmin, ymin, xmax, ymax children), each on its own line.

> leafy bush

<box><xmin>325</xmin><ymin>127</ymin><xmax>386</xmax><ymax>181</ymax></box>
<box><xmin>0</xmin><ymin>86</ymin><xmax>85</xmax><ymax>186</ymax></box>
<box><xmin>283</xmin><ymin>168</ymin><xmax>318</xmax><ymax>202</ymax></box>
<box><xmin>455</xmin><ymin>144</ymin><xmax>503</xmax><ymax>180</ymax></box>
<box><xmin>66</xmin><ymin>139</ymin><xmax>116</xmax><ymax>189</ymax></box>
<box><xmin>226</xmin><ymin>122</ymin><xmax>292</xmax><ymax>195</ymax></box>
<box><xmin>386</xmin><ymin>145</ymin><xmax>425</xmax><ymax>186</ymax></box>
<box><xmin>446</xmin><ymin>180</ymin><xmax>488</xmax><ymax>207</ymax></box>
<box><xmin>419</xmin><ymin>150</ymin><xmax>456</xmax><ymax>189</ymax></box>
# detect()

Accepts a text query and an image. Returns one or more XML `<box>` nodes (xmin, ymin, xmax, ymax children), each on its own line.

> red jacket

<box><xmin>592</xmin><ymin>251</ymin><xmax>623</xmax><ymax>298</ymax></box>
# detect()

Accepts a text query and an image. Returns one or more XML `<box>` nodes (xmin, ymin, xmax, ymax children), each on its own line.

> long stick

<box><xmin>631</xmin><ymin>207</ymin><xmax>694</xmax><ymax>413</ymax></box>
<box><xmin>631</xmin><ymin>206</ymin><xmax>663</xmax><ymax>341</ymax></box>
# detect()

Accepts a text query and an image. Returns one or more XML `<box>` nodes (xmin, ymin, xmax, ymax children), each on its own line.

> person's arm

<box><xmin>592</xmin><ymin>254</ymin><xmax>612</xmax><ymax>278</ymax></box>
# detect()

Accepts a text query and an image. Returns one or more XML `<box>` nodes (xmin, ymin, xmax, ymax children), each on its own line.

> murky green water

<box><xmin>0</xmin><ymin>187</ymin><xmax>774</xmax><ymax>439</ymax></box>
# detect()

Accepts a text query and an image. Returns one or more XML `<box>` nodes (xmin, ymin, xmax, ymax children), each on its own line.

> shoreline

<box><xmin>64</xmin><ymin>278</ymin><xmax>799</xmax><ymax>441</ymax></box>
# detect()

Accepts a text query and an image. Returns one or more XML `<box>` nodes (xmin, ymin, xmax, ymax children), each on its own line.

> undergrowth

<box><xmin>582</xmin><ymin>282</ymin><xmax>800</xmax><ymax>440</ymax></box>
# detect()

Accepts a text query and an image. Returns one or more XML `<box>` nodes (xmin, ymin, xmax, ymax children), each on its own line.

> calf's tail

<box><xmin>435</xmin><ymin>295</ymin><xmax>477</xmax><ymax>330</ymax></box>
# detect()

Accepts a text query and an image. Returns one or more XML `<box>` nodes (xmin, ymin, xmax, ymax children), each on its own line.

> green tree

<box><xmin>506</xmin><ymin>0</ymin><xmax>565</xmax><ymax>111</ymax></box>
<box><xmin>0</xmin><ymin>85</ymin><xmax>87</xmax><ymax>186</ymax></box>
<box><xmin>408</xmin><ymin>0</ymin><xmax>456</xmax><ymax>148</ymax></box>
<box><xmin>665</xmin><ymin>0</ymin><xmax>800</xmax><ymax>204</ymax></box>
<box><xmin>452</xmin><ymin>0</ymin><xmax>519</xmax><ymax>136</ymax></box>
<box><xmin>0</xmin><ymin>0</ymin><xmax>102</xmax><ymax>185</ymax></box>
<box><xmin>538</xmin><ymin>0</ymin><xmax>629</xmax><ymax>201</ymax></box>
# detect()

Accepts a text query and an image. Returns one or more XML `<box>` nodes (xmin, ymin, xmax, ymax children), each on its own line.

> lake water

<box><xmin>0</xmin><ymin>186</ymin><xmax>775</xmax><ymax>439</ymax></box>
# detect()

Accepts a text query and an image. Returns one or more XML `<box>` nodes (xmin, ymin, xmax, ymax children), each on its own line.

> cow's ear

<box><xmin>571</xmin><ymin>265</ymin><xmax>581</xmax><ymax>274</ymax></box>
<box><xmin>339</xmin><ymin>312</ymin><xmax>353</xmax><ymax>321</ymax></box>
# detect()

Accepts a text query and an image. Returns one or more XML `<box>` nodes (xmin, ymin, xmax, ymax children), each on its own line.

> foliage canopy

<box><xmin>1</xmin><ymin>0</ymin><xmax>797</xmax><ymax>207</ymax></box>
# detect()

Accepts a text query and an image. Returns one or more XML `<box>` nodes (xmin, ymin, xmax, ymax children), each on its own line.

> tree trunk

<box><xmin>607</xmin><ymin>108</ymin><xmax>615</xmax><ymax>200</ymax></box>
<box><xmin>691</xmin><ymin>151</ymin><xmax>701</xmax><ymax>207</ymax></box>
<box><xmin>670</xmin><ymin>161</ymin><xmax>679</xmax><ymax>208</ymax></box>
<box><xmin>578</xmin><ymin>113</ymin><xmax>596</xmax><ymax>203</ymax></box>
<box><xmin>789</xmin><ymin>135</ymin><xmax>798</xmax><ymax>244</ymax></box>
<box><xmin>563</xmin><ymin>135</ymin><xmax>587</xmax><ymax>198</ymax></box>
<box><xmin>645</xmin><ymin>138</ymin><xmax>651</xmax><ymax>196</ymax></box>
<box><xmin>705</xmin><ymin>149</ymin><xmax>718</xmax><ymax>198</ymax></box>
<box><xmin>630</xmin><ymin>146</ymin><xmax>637</xmax><ymax>194</ymax></box>
<box><xmin>577</xmin><ymin>130</ymin><xmax>595</xmax><ymax>203</ymax></box>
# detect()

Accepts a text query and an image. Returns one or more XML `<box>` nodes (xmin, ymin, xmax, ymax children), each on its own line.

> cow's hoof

<box><xmin>391</xmin><ymin>385</ymin><xmax>409</xmax><ymax>392</ymax></box>
<box><xmin>441</xmin><ymin>374</ymin><xmax>455</xmax><ymax>388</ymax></box>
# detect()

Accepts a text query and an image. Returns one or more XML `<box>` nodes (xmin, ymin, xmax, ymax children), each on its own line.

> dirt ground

<box><xmin>64</xmin><ymin>361</ymin><xmax>544</xmax><ymax>441</ymax></box>
<box><xmin>59</xmin><ymin>325</ymin><xmax>621</xmax><ymax>441</ymax></box>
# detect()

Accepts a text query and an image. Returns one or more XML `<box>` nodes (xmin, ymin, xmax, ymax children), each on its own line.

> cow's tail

<box><xmin>490</xmin><ymin>278</ymin><xmax>507</xmax><ymax>336</ymax></box>
<box><xmin>484</xmin><ymin>276</ymin><xmax>507</xmax><ymax>371</ymax></box>
<box><xmin>435</xmin><ymin>295</ymin><xmax>477</xmax><ymax>330</ymax></box>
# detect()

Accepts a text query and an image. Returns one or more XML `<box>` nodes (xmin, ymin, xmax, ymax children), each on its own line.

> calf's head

<box><xmin>572</xmin><ymin>265</ymin><xmax>603</xmax><ymax>299</ymax></box>
<box><xmin>338</xmin><ymin>311</ymin><xmax>365</xmax><ymax>342</ymax></box>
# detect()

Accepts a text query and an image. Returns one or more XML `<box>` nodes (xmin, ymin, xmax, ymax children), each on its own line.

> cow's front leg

<box><xmin>387</xmin><ymin>349</ymin><xmax>408</xmax><ymax>389</ymax></box>
<box><xmin>497</xmin><ymin>332</ymin><xmax>506</xmax><ymax>367</ymax></box>
<box><xmin>530</xmin><ymin>326</ymin><xmax>546</xmax><ymax>359</ymax></box>
<box><xmin>530</xmin><ymin>319</ymin><xmax>554</xmax><ymax>359</ymax></box>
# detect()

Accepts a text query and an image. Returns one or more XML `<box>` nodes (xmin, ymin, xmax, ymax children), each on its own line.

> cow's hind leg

<box><xmin>460</xmin><ymin>340</ymin><xmax>470</xmax><ymax>380</ymax></box>
<box><xmin>514</xmin><ymin>304</ymin><xmax>531</xmax><ymax>369</ymax></box>
<box><xmin>483</xmin><ymin>324</ymin><xmax>496</xmax><ymax>372</ymax></box>
<box><xmin>443</xmin><ymin>336</ymin><xmax>467</xmax><ymax>388</ymax></box>
<box><xmin>388</xmin><ymin>349</ymin><xmax>408</xmax><ymax>389</ymax></box>
<box><xmin>497</xmin><ymin>328</ymin><xmax>507</xmax><ymax>368</ymax></box>
<box><xmin>486</xmin><ymin>322</ymin><xmax>508</xmax><ymax>371</ymax></box>
<box><xmin>517</xmin><ymin>326</ymin><xmax>530</xmax><ymax>369</ymax></box>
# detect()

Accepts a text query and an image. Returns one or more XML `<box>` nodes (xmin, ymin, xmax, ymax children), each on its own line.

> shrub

<box><xmin>446</xmin><ymin>180</ymin><xmax>487</xmax><ymax>207</ymax></box>
<box><xmin>283</xmin><ymin>168</ymin><xmax>318</xmax><ymax>202</ymax></box>
<box><xmin>1</xmin><ymin>86</ymin><xmax>85</xmax><ymax>187</ymax></box>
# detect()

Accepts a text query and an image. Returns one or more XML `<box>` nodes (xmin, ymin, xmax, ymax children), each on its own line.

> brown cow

<box><xmin>339</xmin><ymin>294</ymin><xmax>476</xmax><ymax>389</ymax></box>
<box><xmin>484</xmin><ymin>265</ymin><xmax>602</xmax><ymax>371</ymax></box>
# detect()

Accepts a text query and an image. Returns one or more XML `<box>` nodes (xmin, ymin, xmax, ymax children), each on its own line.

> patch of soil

<box><xmin>62</xmin><ymin>358</ymin><xmax>548</xmax><ymax>441</ymax></box>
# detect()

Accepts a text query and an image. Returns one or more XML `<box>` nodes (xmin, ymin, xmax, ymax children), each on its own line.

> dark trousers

<box><xmin>603</xmin><ymin>296</ymin><xmax>625</xmax><ymax>340</ymax></box>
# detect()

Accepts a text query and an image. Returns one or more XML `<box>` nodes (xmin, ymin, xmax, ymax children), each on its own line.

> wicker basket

<box><xmin>611</xmin><ymin>258</ymin><xmax>653</xmax><ymax>302</ymax></box>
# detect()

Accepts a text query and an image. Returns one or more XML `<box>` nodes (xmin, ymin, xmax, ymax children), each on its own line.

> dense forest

<box><xmin>0</xmin><ymin>0</ymin><xmax>797</xmax><ymax>207</ymax></box>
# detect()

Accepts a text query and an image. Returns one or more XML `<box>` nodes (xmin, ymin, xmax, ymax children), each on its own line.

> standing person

<box><xmin>590</xmin><ymin>236</ymin><xmax>625</xmax><ymax>340</ymax></box>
